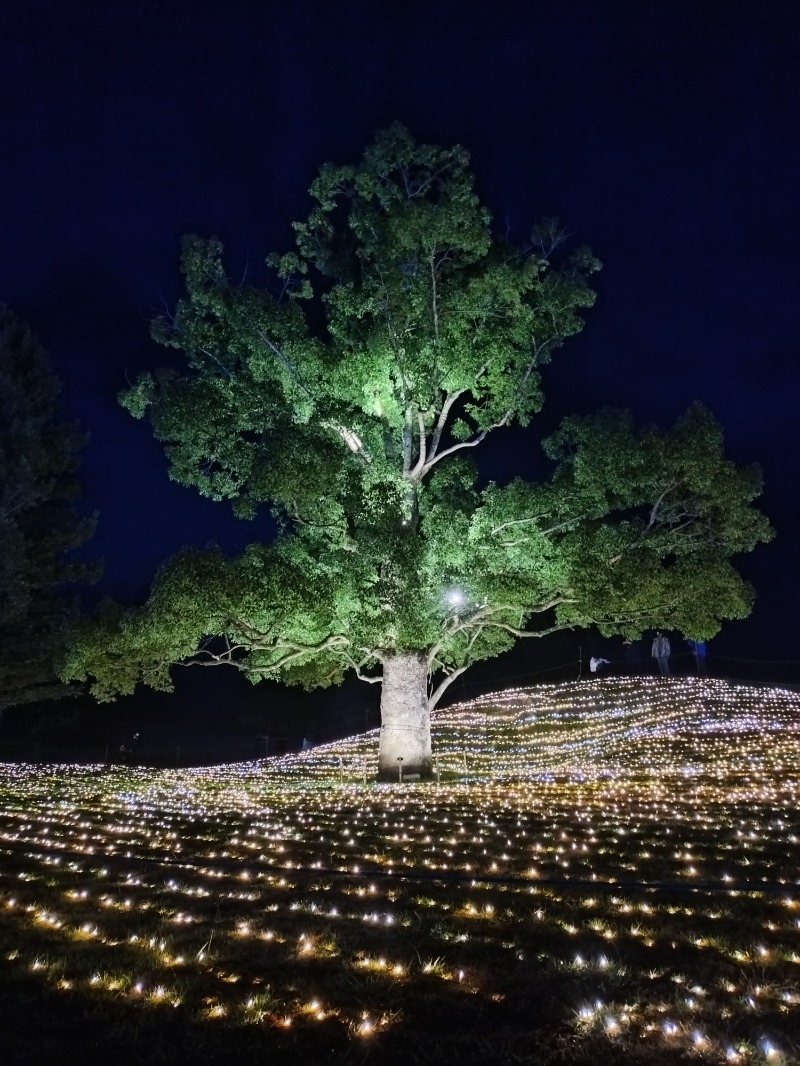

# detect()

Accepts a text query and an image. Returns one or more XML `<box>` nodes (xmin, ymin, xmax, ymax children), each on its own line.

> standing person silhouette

<box><xmin>651</xmin><ymin>631</ymin><xmax>671</xmax><ymax>676</ymax></box>
<box><xmin>686</xmin><ymin>638</ymin><xmax>708</xmax><ymax>675</ymax></box>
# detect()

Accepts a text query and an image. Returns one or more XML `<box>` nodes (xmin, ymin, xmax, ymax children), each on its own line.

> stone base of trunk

<box><xmin>377</xmin><ymin>650</ymin><xmax>434</xmax><ymax>781</ymax></box>
<box><xmin>376</xmin><ymin>748</ymin><xmax>434</xmax><ymax>782</ymax></box>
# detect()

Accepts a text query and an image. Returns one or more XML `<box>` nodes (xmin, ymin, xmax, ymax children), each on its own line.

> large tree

<box><xmin>0</xmin><ymin>307</ymin><xmax>98</xmax><ymax>713</ymax></box>
<box><xmin>63</xmin><ymin>127</ymin><xmax>772</xmax><ymax>778</ymax></box>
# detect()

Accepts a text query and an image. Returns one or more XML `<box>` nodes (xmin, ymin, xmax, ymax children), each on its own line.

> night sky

<box><xmin>2</xmin><ymin>2</ymin><xmax>798</xmax><ymax>747</ymax></box>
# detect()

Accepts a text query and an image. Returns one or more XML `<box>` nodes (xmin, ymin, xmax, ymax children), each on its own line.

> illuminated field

<box><xmin>1</xmin><ymin>677</ymin><xmax>800</xmax><ymax>1065</ymax></box>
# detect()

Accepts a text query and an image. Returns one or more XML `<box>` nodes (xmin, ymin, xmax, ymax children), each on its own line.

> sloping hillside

<box><xmin>1</xmin><ymin>678</ymin><xmax>799</xmax><ymax>1065</ymax></box>
<box><xmin>254</xmin><ymin>676</ymin><xmax>800</xmax><ymax>785</ymax></box>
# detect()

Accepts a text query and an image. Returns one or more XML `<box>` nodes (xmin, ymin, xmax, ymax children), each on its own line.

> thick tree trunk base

<box><xmin>377</xmin><ymin>650</ymin><xmax>433</xmax><ymax>781</ymax></box>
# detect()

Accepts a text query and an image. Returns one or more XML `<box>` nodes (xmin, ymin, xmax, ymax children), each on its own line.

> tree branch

<box><xmin>488</xmin><ymin>515</ymin><xmax>544</xmax><ymax>537</ymax></box>
<box><xmin>430</xmin><ymin>252</ymin><xmax>440</xmax><ymax>346</ymax></box>
<box><xmin>647</xmin><ymin>478</ymin><xmax>682</xmax><ymax>531</ymax></box>
<box><xmin>607</xmin><ymin>480</ymin><xmax>684</xmax><ymax>565</ymax></box>
<box><xmin>427</xmin><ymin>389</ymin><xmax>467</xmax><ymax>466</ymax></box>
<box><xmin>343</xmin><ymin>652</ymin><xmax>383</xmax><ymax>684</ymax></box>
<box><xmin>428</xmin><ymin>662</ymin><xmax>471</xmax><ymax>711</ymax></box>
<box><xmin>217</xmin><ymin>625</ymin><xmax>352</xmax><ymax>671</ymax></box>
<box><xmin>480</xmin><ymin>619</ymin><xmax>574</xmax><ymax>639</ymax></box>
<box><xmin>324</xmin><ymin>422</ymin><xmax>373</xmax><ymax>465</ymax></box>
<box><xmin>418</xmin><ymin>421</ymin><xmax>496</xmax><ymax>477</ymax></box>
<box><xmin>408</xmin><ymin>408</ymin><xmax>428</xmax><ymax>480</ymax></box>
<box><xmin>257</xmin><ymin>331</ymin><xmax>315</xmax><ymax>402</ymax></box>
<box><xmin>289</xmin><ymin>500</ymin><xmax>357</xmax><ymax>549</ymax></box>
<box><xmin>402</xmin><ymin>406</ymin><xmax>413</xmax><ymax>475</ymax></box>
<box><xmin>198</xmin><ymin>347</ymin><xmax>233</xmax><ymax>378</ymax></box>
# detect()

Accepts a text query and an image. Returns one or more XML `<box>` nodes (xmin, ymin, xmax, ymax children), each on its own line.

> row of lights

<box><xmin>0</xmin><ymin>678</ymin><xmax>798</xmax><ymax>1058</ymax></box>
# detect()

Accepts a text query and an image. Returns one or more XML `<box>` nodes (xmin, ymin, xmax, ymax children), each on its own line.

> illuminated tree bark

<box><xmin>377</xmin><ymin>651</ymin><xmax>432</xmax><ymax>781</ymax></box>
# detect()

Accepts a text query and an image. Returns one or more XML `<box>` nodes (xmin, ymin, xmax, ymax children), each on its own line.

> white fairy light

<box><xmin>0</xmin><ymin>677</ymin><xmax>799</xmax><ymax>1057</ymax></box>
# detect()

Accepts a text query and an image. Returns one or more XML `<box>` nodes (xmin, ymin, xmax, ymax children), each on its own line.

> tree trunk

<box><xmin>377</xmin><ymin>650</ymin><xmax>433</xmax><ymax>781</ymax></box>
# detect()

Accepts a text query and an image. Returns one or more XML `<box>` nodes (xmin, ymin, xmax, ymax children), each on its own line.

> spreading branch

<box><xmin>343</xmin><ymin>652</ymin><xmax>383</xmax><ymax>684</ymax></box>
<box><xmin>428</xmin><ymin>662</ymin><xmax>471</xmax><ymax>711</ymax></box>
<box><xmin>487</xmin><ymin>513</ymin><xmax>590</xmax><ymax>539</ymax></box>
<box><xmin>186</xmin><ymin>627</ymin><xmax>353</xmax><ymax>673</ymax></box>
<box><xmin>408</xmin><ymin>408</ymin><xmax>428</xmax><ymax>480</ymax></box>
<box><xmin>418</xmin><ymin>413</ymin><xmax>509</xmax><ymax>478</ymax></box>
<box><xmin>425</xmin><ymin>389</ymin><xmax>467</xmax><ymax>469</ymax></box>
<box><xmin>608</xmin><ymin>478</ymin><xmax>685</xmax><ymax>565</ymax></box>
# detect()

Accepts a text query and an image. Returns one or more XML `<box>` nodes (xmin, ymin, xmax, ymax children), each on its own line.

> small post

<box><xmin>577</xmin><ymin>644</ymin><xmax>583</xmax><ymax>680</ymax></box>
<box><xmin>434</xmin><ymin>761</ymin><xmax>440</xmax><ymax>784</ymax></box>
<box><xmin>462</xmin><ymin>751</ymin><xmax>468</xmax><ymax>775</ymax></box>
<box><xmin>397</xmin><ymin>756</ymin><xmax>404</xmax><ymax>783</ymax></box>
<box><xmin>339</xmin><ymin>756</ymin><xmax>344</xmax><ymax>784</ymax></box>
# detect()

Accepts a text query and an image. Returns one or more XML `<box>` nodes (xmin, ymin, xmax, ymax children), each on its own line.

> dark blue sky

<box><xmin>2</xmin><ymin>0</ymin><xmax>799</xmax><ymax>729</ymax></box>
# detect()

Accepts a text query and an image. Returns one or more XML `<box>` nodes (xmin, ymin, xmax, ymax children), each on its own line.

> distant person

<box><xmin>589</xmin><ymin>656</ymin><xmax>610</xmax><ymax>676</ymax></box>
<box><xmin>651</xmin><ymin>632</ymin><xmax>671</xmax><ymax>676</ymax></box>
<box><xmin>623</xmin><ymin>639</ymin><xmax>643</xmax><ymax>674</ymax></box>
<box><xmin>686</xmin><ymin>638</ymin><xmax>708</xmax><ymax>675</ymax></box>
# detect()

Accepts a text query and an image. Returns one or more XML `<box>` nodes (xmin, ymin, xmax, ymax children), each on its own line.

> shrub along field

<box><xmin>1</xmin><ymin>677</ymin><xmax>799</xmax><ymax>1065</ymax></box>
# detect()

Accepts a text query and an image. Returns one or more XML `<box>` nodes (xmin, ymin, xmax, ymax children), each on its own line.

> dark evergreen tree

<box><xmin>0</xmin><ymin>308</ymin><xmax>99</xmax><ymax>713</ymax></box>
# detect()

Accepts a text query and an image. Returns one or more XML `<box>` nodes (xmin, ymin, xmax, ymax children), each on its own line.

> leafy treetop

<box><xmin>64</xmin><ymin>127</ymin><xmax>771</xmax><ymax>704</ymax></box>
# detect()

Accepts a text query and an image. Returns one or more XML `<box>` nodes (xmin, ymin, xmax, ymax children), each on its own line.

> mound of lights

<box><xmin>0</xmin><ymin>676</ymin><xmax>799</xmax><ymax>1061</ymax></box>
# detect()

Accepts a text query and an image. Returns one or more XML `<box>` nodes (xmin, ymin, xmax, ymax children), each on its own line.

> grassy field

<box><xmin>1</xmin><ymin>676</ymin><xmax>799</xmax><ymax>1065</ymax></box>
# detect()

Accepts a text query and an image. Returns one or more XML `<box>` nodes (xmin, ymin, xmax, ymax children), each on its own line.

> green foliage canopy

<box><xmin>63</xmin><ymin>127</ymin><xmax>772</xmax><ymax>705</ymax></box>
